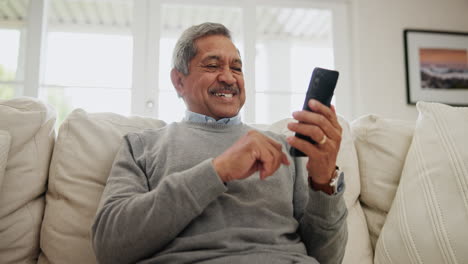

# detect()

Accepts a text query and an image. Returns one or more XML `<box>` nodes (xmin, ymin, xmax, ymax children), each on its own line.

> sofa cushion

<box><xmin>269</xmin><ymin>116</ymin><xmax>373</xmax><ymax>264</ymax></box>
<box><xmin>0</xmin><ymin>130</ymin><xmax>11</xmax><ymax>190</ymax></box>
<box><xmin>374</xmin><ymin>102</ymin><xmax>468</xmax><ymax>263</ymax></box>
<box><xmin>38</xmin><ymin>109</ymin><xmax>166</xmax><ymax>264</ymax></box>
<box><xmin>0</xmin><ymin>97</ymin><xmax>56</xmax><ymax>263</ymax></box>
<box><xmin>351</xmin><ymin>114</ymin><xmax>414</xmax><ymax>249</ymax></box>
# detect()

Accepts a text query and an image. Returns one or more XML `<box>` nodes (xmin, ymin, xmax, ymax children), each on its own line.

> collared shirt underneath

<box><xmin>184</xmin><ymin>110</ymin><xmax>242</xmax><ymax>125</ymax></box>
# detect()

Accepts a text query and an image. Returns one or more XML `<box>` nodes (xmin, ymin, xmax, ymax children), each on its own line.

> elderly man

<box><xmin>92</xmin><ymin>22</ymin><xmax>347</xmax><ymax>264</ymax></box>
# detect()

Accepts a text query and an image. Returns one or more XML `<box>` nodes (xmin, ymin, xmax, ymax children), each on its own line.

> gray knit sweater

<box><xmin>92</xmin><ymin>121</ymin><xmax>348</xmax><ymax>264</ymax></box>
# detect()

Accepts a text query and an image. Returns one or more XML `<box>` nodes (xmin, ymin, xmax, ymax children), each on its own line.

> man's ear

<box><xmin>171</xmin><ymin>68</ymin><xmax>185</xmax><ymax>97</ymax></box>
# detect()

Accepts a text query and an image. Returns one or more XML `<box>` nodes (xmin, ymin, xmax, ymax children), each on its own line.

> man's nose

<box><xmin>217</xmin><ymin>67</ymin><xmax>236</xmax><ymax>85</ymax></box>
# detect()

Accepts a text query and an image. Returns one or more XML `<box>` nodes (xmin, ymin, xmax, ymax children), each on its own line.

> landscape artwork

<box><xmin>419</xmin><ymin>48</ymin><xmax>468</xmax><ymax>89</ymax></box>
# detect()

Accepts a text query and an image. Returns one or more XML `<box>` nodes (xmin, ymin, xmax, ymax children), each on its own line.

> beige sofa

<box><xmin>1</xmin><ymin>97</ymin><xmax>467</xmax><ymax>264</ymax></box>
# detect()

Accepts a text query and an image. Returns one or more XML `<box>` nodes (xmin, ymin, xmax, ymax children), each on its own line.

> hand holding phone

<box><xmin>289</xmin><ymin>67</ymin><xmax>339</xmax><ymax>157</ymax></box>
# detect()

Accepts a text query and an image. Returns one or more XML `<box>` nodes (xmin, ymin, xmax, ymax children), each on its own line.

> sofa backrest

<box><xmin>38</xmin><ymin>106</ymin><xmax>373</xmax><ymax>264</ymax></box>
<box><xmin>1</xmin><ymin>97</ymin><xmax>374</xmax><ymax>264</ymax></box>
<box><xmin>0</xmin><ymin>97</ymin><xmax>56</xmax><ymax>263</ymax></box>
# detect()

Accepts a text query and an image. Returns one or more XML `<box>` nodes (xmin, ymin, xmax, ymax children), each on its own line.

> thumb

<box><xmin>281</xmin><ymin>152</ymin><xmax>290</xmax><ymax>166</ymax></box>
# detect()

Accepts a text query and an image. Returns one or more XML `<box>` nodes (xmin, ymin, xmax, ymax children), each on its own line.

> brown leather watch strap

<box><xmin>308</xmin><ymin>176</ymin><xmax>334</xmax><ymax>195</ymax></box>
<box><xmin>308</xmin><ymin>166</ymin><xmax>340</xmax><ymax>195</ymax></box>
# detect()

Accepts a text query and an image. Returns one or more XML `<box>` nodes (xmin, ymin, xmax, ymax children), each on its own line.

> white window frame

<box><xmin>23</xmin><ymin>0</ymin><xmax>48</xmax><ymax>98</ymax></box>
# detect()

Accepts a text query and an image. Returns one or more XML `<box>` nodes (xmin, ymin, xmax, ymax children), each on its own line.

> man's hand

<box><xmin>286</xmin><ymin>99</ymin><xmax>342</xmax><ymax>186</ymax></box>
<box><xmin>213</xmin><ymin>130</ymin><xmax>290</xmax><ymax>182</ymax></box>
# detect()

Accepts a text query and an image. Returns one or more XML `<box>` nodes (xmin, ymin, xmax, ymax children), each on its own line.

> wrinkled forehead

<box><xmin>200</xmin><ymin>54</ymin><xmax>243</xmax><ymax>66</ymax></box>
<box><xmin>194</xmin><ymin>35</ymin><xmax>242</xmax><ymax>63</ymax></box>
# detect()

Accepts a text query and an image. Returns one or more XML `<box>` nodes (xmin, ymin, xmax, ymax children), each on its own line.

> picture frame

<box><xmin>404</xmin><ymin>29</ymin><xmax>468</xmax><ymax>106</ymax></box>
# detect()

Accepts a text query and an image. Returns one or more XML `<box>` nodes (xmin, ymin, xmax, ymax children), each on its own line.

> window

<box><xmin>255</xmin><ymin>7</ymin><xmax>335</xmax><ymax>124</ymax></box>
<box><xmin>0</xmin><ymin>29</ymin><xmax>21</xmax><ymax>99</ymax></box>
<box><xmin>40</xmin><ymin>0</ymin><xmax>134</xmax><ymax>125</ymax></box>
<box><xmin>41</xmin><ymin>32</ymin><xmax>133</xmax><ymax>124</ymax></box>
<box><xmin>3</xmin><ymin>0</ymin><xmax>350</xmax><ymax>124</ymax></box>
<box><xmin>0</xmin><ymin>0</ymin><xmax>29</xmax><ymax>100</ymax></box>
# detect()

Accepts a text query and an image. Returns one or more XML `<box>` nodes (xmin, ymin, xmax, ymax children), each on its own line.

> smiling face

<box><xmin>171</xmin><ymin>35</ymin><xmax>245</xmax><ymax>120</ymax></box>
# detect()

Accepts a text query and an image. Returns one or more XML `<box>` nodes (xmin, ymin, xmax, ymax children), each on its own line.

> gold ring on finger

<box><xmin>318</xmin><ymin>135</ymin><xmax>327</xmax><ymax>145</ymax></box>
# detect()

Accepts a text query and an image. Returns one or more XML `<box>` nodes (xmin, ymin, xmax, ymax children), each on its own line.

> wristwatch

<box><xmin>309</xmin><ymin>166</ymin><xmax>345</xmax><ymax>195</ymax></box>
<box><xmin>330</xmin><ymin>166</ymin><xmax>345</xmax><ymax>194</ymax></box>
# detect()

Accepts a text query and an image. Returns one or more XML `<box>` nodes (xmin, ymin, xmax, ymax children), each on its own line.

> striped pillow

<box><xmin>374</xmin><ymin>102</ymin><xmax>468</xmax><ymax>264</ymax></box>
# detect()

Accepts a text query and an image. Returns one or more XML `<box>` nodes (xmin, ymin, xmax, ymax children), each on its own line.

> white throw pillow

<box><xmin>0</xmin><ymin>130</ymin><xmax>11</xmax><ymax>190</ymax></box>
<box><xmin>0</xmin><ymin>97</ymin><xmax>56</xmax><ymax>264</ymax></box>
<box><xmin>39</xmin><ymin>109</ymin><xmax>166</xmax><ymax>264</ymax></box>
<box><xmin>374</xmin><ymin>102</ymin><xmax>468</xmax><ymax>264</ymax></box>
<box><xmin>351</xmin><ymin>115</ymin><xmax>414</xmax><ymax>249</ymax></box>
<box><xmin>269</xmin><ymin>116</ymin><xmax>373</xmax><ymax>264</ymax></box>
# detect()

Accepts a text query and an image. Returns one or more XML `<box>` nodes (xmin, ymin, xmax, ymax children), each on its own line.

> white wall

<box><xmin>350</xmin><ymin>0</ymin><xmax>468</xmax><ymax>121</ymax></box>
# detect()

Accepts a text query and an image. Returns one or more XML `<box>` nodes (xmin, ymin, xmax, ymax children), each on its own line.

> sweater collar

<box><xmin>183</xmin><ymin>110</ymin><xmax>242</xmax><ymax>125</ymax></box>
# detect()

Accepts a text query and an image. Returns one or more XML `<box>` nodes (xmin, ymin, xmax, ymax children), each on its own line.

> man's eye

<box><xmin>205</xmin><ymin>65</ymin><xmax>218</xmax><ymax>69</ymax></box>
<box><xmin>231</xmin><ymin>67</ymin><xmax>242</xmax><ymax>72</ymax></box>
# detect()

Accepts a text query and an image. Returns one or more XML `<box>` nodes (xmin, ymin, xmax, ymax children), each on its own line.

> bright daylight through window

<box><xmin>41</xmin><ymin>0</ymin><xmax>134</xmax><ymax>125</ymax></box>
<box><xmin>255</xmin><ymin>7</ymin><xmax>334</xmax><ymax>124</ymax></box>
<box><xmin>42</xmin><ymin>32</ymin><xmax>133</xmax><ymax>124</ymax></box>
<box><xmin>0</xmin><ymin>29</ymin><xmax>21</xmax><ymax>100</ymax></box>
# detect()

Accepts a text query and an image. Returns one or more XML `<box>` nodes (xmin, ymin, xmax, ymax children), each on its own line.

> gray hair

<box><xmin>172</xmin><ymin>22</ymin><xmax>232</xmax><ymax>75</ymax></box>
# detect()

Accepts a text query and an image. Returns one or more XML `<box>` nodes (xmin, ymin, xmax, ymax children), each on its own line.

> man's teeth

<box><xmin>214</xmin><ymin>93</ymin><xmax>233</xmax><ymax>98</ymax></box>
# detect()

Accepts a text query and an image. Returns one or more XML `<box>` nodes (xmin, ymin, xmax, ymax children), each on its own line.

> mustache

<box><xmin>208</xmin><ymin>85</ymin><xmax>240</xmax><ymax>94</ymax></box>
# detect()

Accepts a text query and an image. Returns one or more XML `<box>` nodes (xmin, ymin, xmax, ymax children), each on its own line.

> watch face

<box><xmin>336</xmin><ymin>171</ymin><xmax>345</xmax><ymax>193</ymax></box>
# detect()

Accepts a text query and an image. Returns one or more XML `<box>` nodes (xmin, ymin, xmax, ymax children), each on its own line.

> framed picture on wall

<box><xmin>404</xmin><ymin>29</ymin><xmax>468</xmax><ymax>106</ymax></box>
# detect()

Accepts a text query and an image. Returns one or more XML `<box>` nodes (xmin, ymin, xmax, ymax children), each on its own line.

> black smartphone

<box><xmin>289</xmin><ymin>67</ymin><xmax>339</xmax><ymax>157</ymax></box>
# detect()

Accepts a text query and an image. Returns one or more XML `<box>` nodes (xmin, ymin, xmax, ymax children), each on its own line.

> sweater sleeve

<box><xmin>91</xmin><ymin>133</ymin><xmax>227</xmax><ymax>264</ymax></box>
<box><xmin>293</xmin><ymin>158</ymin><xmax>348</xmax><ymax>264</ymax></box>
